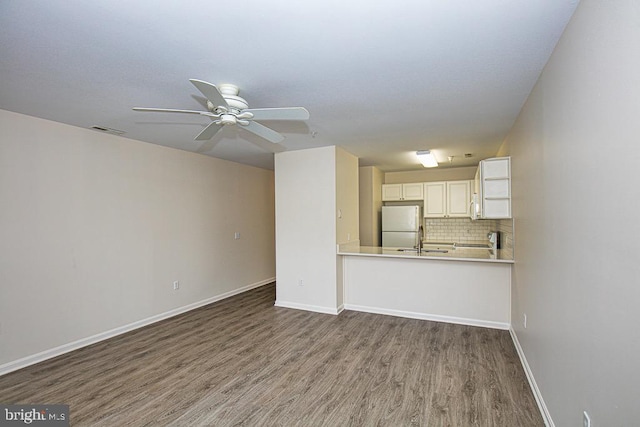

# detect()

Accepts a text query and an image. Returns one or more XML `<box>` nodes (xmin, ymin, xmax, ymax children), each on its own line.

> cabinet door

<box><xmin>483</xmin><ymin>199</ymin><xmax>511</xmax><ymax>218</ymax></box>
<box><xmin>382</xmin><ymin>184</ymin><xmax>403</xmax><ymax>201</ymax></box>
<box><xmin>447</xmin><ymin>181</ymin><xmax>471</xmax><ymax>217</ymax></box>
<box><xmin>402</xmin><ymin>182</ymin><xmax>424</xmax><ymax>200</ymax></box>
<box><xmin>484</xmin><ymin>179</ymin><xmax>509</xmax><ymax>198</ymax></box>
<box><xmin>424</xmin><ymin>182</ymin><xmax>446</xmax><ymax>217</ymax></box>
<box><xmin>480</xmin><ymin>157</ymin><xmax>511</xmax><ymax>219</ymax></box>
<box><xmin>482</xmin><ymin>158</ymin><xmax>510</xmax><ymax>179</ymax></box>
<box><xmin>473</xmin><ymin>169</ymin><xmax>482</xmax><ymax>219</ymax></box>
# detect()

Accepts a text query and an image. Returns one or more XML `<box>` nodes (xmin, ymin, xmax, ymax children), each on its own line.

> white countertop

<box><xmin>337</xmin><ymin>245</ymin><xmax>514</xmax><ymax>264</ymax></box>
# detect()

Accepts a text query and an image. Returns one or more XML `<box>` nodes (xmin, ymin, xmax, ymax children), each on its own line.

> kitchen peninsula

<box><xmin>338</xmin><ymin>243</ymin><xmax>513</xmax><ymax>329</ymax></box>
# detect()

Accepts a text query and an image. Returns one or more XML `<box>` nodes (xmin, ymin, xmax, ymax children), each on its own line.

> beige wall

<box><xmin>336</xmin><ymin>147</ymin><xmax>359</xmax><ymax>246</ymax></box>
<box><xmin>384</xmin><ymin>166</ymin><xmax>477</xmax><ymax>184</ymax></box>
<box><xmin>0</xmin><ymin>109</ymin><xmax>275</xmax><ymax>369</ymax></box>
<box><xmin>505</xmin><ymin>0</ymin><xmax>640</xmax><ymax>425</ymax></box>
<box><xmin>275</xmin><ymin>146</ymin><xmax>358</xmax><ymax>314</ymax></box>
<box><xmin>335</xmin><ymin>147</ymin><xmax>360</xmax><ymax>308</ymax></box>
<box><xmin>358</xmin><ymin>166</ymin><xmax>383</xmax><ymax>246</ymax></box>
<box><xmin>275</xmin><ymin>146</ymin><xmax>337</xmax><ymax>313</ymax></box>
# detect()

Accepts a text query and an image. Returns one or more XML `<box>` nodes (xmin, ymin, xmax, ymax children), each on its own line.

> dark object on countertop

<box><xmin>488</xmin><ymin>232</ymin><xmax>501</xmax><ymax>250</ymax></box>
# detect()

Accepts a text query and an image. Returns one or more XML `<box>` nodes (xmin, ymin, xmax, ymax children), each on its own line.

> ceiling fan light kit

<box><xmin>133</xmin><ymin>79</ymin><xmax>309</xmax><ymax>145</ymax></box>
<box><xmin>219</xmin><ymin>114</ymin><xmax>237</xmax><ymax>126</ymax></box>
<box><xmin>417</xmin><ymin>150</ymin><xmax>439</xmax><ymax>168</ymax></box>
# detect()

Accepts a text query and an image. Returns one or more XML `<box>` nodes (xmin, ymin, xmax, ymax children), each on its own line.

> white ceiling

<box><xmin>0</xmin><ymin>0</ymin><xmax>579</xmax><ymax>171</ymax></box>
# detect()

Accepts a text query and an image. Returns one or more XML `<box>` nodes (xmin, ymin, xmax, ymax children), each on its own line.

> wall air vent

<box><xmin>90</xmin><ymin>125</ymin><xmax>125</xmax><ymax>135</ymax></box>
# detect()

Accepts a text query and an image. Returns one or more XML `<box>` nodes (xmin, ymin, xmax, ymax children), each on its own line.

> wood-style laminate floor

<box><xmin>0</xmin><ymin>283</ymin><xmax>542</xmax><ymax>426</ymax></box>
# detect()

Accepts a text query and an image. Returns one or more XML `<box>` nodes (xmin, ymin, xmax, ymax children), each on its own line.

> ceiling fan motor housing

<box><xmin>217</xmin><ymin>83</ymin><xmax>248</xmax><ymax>112</ymax></box>
<box><xmin>206</xmin><ymin>84</ymin><xmax>249</xmax><ymax>114</ymax></box>
<box><xmin>223</xmin><ymin>95</ymin><xmax>249</xmax><ymax>111</ymax></box>
<box><xmin>219</xmin><ymin>114</ymin><xmax>237</xmax><ymax>125</ymax></box>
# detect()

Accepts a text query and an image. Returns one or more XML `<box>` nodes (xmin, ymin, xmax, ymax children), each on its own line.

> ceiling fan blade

<box><xmin>196</xmin><ymin>138</ymin><xmax>221</xmax><ymax>154</ymax></box>
<box><xmin>241</xmin><ymin>121</ymin><xmax>285</xmax><ymax>143</ymax></box>
<box><xmin>242</xmin><ymin>107</ymin><xmax>310</xmax><ymax>121</ymax></box>
<box><xmin>189</xmin><ymin>79</ymin><xmax>228</xmax><ymax>109</ymax></box>
<box><xmin>194</xmin><ymin>121</ymin><xmax>224</xmax><ymax>141</ymax></box>
<box><xmin>133</xmin><ymin>107</ymin><xmax>215</xmax><ymax>117</ymax></box>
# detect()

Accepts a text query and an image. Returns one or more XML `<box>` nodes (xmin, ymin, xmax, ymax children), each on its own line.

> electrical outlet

<box><xmin>173</xmin><ymin>281</ymin><xmax>180</xmax><ymax>290</ymax></box>
<box><xmin>234</xmin><ymin>232</ymin><xmax>241</xmax><ymax>240</ymax></box>
<box><xmin>583</xmin><ymin>411</ymin><xmax>591</xmax><ymax>427</ymax></box>
<box><xmin>298</xmin><ymin>279</ymin><xmax>304</xmax><ymax>286</ymax></box>
<box><xmin>523</xmin><ymin>313</ymin><xmax>527</xmax><ymax>329</ymax></box>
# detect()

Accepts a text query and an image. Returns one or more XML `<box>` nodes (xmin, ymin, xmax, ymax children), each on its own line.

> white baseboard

<box><xmin>0</xmin><ymin>278</ymin><xmax>275</xmax><ymax>377</ymax></box>
<box><xmin>509</xmin><ymin>327</ymin><xmax>554</xmax><ymax>427</ymax></box>
<box><xmin>343</xmin><ymin>303</ymin><xmax>510</xmax><ymax>330</ymax></box>
<box><xmin>274</xmin><ymin>300</ymin><xmax>340</xmax><ymax>315</ymax></box>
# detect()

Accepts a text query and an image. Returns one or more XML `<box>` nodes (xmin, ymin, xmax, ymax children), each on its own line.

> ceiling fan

<box><xmin>133</xmin><ymin>79</ymin><xmax>309</xmax><ymax>144</ymax></box>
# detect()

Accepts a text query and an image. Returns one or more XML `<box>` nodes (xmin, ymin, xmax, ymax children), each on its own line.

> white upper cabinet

<box><xmin>477</xmin><ymin>157</ymin><xmax>511</xmax><ymax>219</ymax></box>
<box><xmin>402</xmin><ymin>182</ymin><xmax>424</xmax><ymax>200</ymax></box>
<box><xmin>382</xmin><ymin>184</ymin><xmax>403</xmax><ymax>201</ymax></box>
<box><xmin>447</xmin><ymin>181</ymin><xmax>472</xmax><ymax>217</ymax></box>
<box><xmin>424</xmin><ymin>182</ymin><xmax>446</xmax><ymax>217</ymax></box>
<box><xmin>424</xmin><ymin>180</ymin><xmax>471</xmax><ymax>218</ymax></box>
<box><xmin>382</xmin><ymin>183</ymin><xmax>424</xmax><ymax>201</ymax></box>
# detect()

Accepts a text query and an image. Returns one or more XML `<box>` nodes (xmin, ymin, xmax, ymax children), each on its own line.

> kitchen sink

<box><xmin>454</xmin><ymin>243</ymin><xmax>491</xmax><ymax>249</ymax></box>
<box><xmin>395</xmin><ymin>242</ymin><xmax>488</xmax><ymax>254</ymax></box>
<box><xmin>422</xmin><ymin>242</ymin><xmax>454</xmax><ymax>250</ymax></box>
<box><xmin>397</xmin><ymin>248</ymin><xmax>449</xmax><ymax>254</ymax></box>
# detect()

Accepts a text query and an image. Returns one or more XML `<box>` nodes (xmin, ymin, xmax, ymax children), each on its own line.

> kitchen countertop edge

<box><xmin>337</xmin><ymin>245</ymin><xmax>514</xmax><ymax>264</ymax></box>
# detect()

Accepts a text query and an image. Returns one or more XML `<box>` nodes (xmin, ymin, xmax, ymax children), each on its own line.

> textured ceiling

<box><xmin>0</xmin><ymin>0</ymin><xmax>579</xmax><ymax>171</ymax></box>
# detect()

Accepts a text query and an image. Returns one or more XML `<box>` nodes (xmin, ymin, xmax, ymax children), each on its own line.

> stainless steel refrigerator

<box><xmin>381</xmin><ymin>205</ymin><xmax>421</xmax><ymax>248</ymax></box>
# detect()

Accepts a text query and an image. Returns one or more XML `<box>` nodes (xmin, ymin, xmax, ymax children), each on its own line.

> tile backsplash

<box><xmin>424</xmin><ymin>217</ymin><xmax>514</xmax><ymax>259</ymax></box>
<box><xmin>424</xmin><ymin>217</ymin><xmax>492</xmax><ymax>243</ymax></box>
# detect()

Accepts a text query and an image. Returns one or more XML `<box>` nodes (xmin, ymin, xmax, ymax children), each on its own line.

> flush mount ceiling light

<box><xmin>417</xmin><ymin>150</ymin><xmax>438</xmax><ymax>168</ymax></box>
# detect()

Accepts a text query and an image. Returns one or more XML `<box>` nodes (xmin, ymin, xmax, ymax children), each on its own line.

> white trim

<box><xmin>274</xmin><ymin>300</ymin><xmax>340</xmax><ymax>315</ymax></box>
<box><xmin>336</xmin><ymin>304</ymin><xmax>345</xmax><ymax>314</ymax></box>
<box><xmin>344</xmin><ymin>303</ymin><xmax>510</xmax><ymax>330</ymax></box>
<box><xmin>509</xmin><ymin>327</ymin><xmax>554</xmax><ymax>427</ymax></box>
<box><xmin>0</xmin><ymin>278</ymin><xmax>275</xmax><ymax>377</ymax></box>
